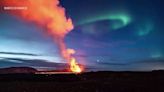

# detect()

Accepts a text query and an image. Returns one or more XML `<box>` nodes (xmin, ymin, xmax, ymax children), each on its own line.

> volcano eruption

<box><xmin>0</xmin><ymin>0</ymin><xmax>82</xmax><ymax>73</ymax></box>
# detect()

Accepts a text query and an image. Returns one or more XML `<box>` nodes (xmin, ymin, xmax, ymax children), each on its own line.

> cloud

<box><xmin>98</xmin><ymin>62</ymin><xmax>127</xmax><ymax>66</ymax></box>
<box><xmin>0</xmin><ymin>57</ymin><xmax>68</xmax><ymax>70</ymax></box>
<box><xmin>132</xmin><ymin>58</ymin><xmax>164</xmax><ymax>64</ymax></box>
<box><xmin>87</xmin><ymin>58</ymin><xmax>164</xmax><ymax>71</ymax></box>
<box><xmin>0</xmin><ymin>52</ymin><xmax>39</xmax><ymax>56</ymax></box>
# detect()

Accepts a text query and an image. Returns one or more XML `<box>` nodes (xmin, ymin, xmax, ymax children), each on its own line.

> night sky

<box><xmin>0</xmin><ymin>0</ymin><xmax>164</xmax><ymax>71</ymax></box>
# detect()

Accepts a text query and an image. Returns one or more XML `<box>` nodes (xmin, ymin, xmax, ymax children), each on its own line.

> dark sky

<box><xmin>0</xmin><ymin>0</ymin><xmax>164</xmax><ymax>71</ymax></box>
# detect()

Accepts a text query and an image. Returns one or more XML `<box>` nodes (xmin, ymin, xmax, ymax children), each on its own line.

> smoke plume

<box><xmin>1</xmin><ymin>0</ymin><xmax>75</xmax><ymax>62</ymax></box>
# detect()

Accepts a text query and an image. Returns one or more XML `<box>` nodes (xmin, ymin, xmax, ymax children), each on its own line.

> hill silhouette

<box><xmin>0</xmin><ymin>67</ymin><xmax>37</xmax><ymax>74</ymax></box>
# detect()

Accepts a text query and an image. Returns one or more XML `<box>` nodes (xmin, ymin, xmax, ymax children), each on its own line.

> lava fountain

<box><xmin>70</xmin><ymin>58</ymin><xmax>82</xmax><ymax>73</ymax></box>
<box><xmin>1</xmin><ymin>0</ymin><xmax>83</xmax><ymax>73</ymax></box>
<box><xmin>67</xmin><ymin>49</ymin><xmax>82</xmax><ymax>73</ymax></box>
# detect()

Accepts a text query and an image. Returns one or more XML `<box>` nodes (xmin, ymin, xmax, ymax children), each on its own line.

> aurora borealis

<box><xmin>0</xmin><ymin>0</ymin><xmax>164</xmax><ymax>71</ymax></box>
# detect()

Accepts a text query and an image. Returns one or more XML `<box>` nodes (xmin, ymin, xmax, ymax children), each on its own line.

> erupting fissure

<box><xmin>1</xmin><ymin>0</ymin><xmax>82</xmax><ymax>73</ymax></box>
<box><xmin>70</xmin><ymin>58</ymin><xmax>82</xmax><ymax>73</ymax></box>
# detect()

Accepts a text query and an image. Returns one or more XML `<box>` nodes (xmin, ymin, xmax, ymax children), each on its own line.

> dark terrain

<box><xmin>0</xmin><ymin>67</ymin><xmax>164</xmax><ymax>92</ymax></box>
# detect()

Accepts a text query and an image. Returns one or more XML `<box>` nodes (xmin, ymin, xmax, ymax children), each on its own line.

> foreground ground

<box><xmin>0</xmin><ymin>71</ymin><xmax>164</xmax><ymax>92</ymax></box>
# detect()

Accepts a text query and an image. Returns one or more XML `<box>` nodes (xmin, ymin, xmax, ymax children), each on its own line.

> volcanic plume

<box><xmin>1</xmin><ymin>0</ymin><xmax>82</xmax><ymax>73</ymax></box>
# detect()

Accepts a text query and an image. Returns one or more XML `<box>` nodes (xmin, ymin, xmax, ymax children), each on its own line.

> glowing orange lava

<box><xmin>70</xmin><ymin>58</ymin><xmax>82</xmax><ymax>73</ymax></box>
